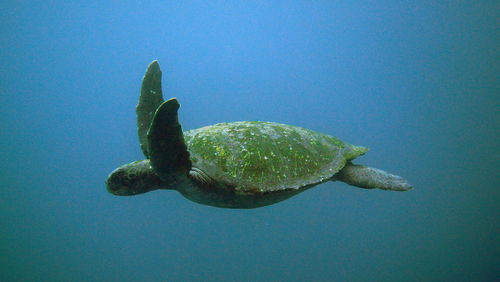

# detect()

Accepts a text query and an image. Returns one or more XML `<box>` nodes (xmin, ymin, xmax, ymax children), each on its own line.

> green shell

<box><xmin>183</xmin><ymin>121</ymin><xmax>368</xmax><ymax>194</ymax></box>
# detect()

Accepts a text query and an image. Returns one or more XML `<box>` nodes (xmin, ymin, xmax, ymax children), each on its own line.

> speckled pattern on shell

<box><xmin>183</xmin><ymin>121</ymin><xmax>368</xmax><ymax>194</ymax></box>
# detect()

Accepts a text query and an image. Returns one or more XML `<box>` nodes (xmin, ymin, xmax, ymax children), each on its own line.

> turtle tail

<box><xmin>335</xmin><ymin>162</ymin><xmax>412</xmax><ymax>191</ymax></box>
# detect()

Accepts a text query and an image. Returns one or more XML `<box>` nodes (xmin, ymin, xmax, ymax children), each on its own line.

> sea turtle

<box><xmin>106</xmin><ymin>61</ymin><xmax>412</xmax><ymax>209</ymax></box>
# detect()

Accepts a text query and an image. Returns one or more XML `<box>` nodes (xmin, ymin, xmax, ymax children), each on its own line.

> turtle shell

<box><xmin>183</xmin><ymin>121</ymin><xmax>368</xmax><ymax>194</ymax></box>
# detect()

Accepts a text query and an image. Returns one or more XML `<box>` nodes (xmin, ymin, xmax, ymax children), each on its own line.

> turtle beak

<box><xmin>106</xmin><ymin>178</ymin><xmax>119</xmax><ymax>193</ymax></box>
<box><xmin>105</xmin><ymin>168</ymin><xmax>132</xmax><ymax>196</ymax></box>
<box><xmin>106</xmin><ymin>174</ymin><xmax>121</xmax><ymax>195</ymax></box>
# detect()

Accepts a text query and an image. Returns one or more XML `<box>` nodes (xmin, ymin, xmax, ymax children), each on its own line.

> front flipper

<box><xmin>336</xmin><ymin>162</ymin><xmax>412</xmax><ymax>191</ymax></box>
<box><xmin>147</xmin><ymin>98</ymin><xmax>192</xmax><ymax>181</ymax></box>
<box><xmin>137</xmin><ymin>60</ymin><xmax>164</xmax><ymax>158</ymax></box>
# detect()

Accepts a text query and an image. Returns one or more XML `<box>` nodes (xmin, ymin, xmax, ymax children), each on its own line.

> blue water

<box><xmin>1</xmin><ymin>1</ymin><xmax>498</xmax><ymax>281</ymax></box>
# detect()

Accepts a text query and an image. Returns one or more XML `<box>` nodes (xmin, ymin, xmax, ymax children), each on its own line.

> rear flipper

<box><xmin>335</xmin><ymin>162</ymin><xmax>412</xmax><ymax>191</ymax></box>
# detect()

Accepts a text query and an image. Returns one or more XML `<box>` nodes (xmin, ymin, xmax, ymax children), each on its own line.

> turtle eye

<box><xmin>109</xmin><ymin>184</ymin><xmax>121</xmax><ymax>191</ymax></box>
<box><xmin>124</xmin><ymin>176</ymin><xmax>136</xmax><ymax>186</ymax></box>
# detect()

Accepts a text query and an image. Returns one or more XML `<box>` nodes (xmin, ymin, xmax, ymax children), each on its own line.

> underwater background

<box><xmin>1</xmin><ymin>1</ymin><xmax>498</xmax><ymax>281</ymax></box>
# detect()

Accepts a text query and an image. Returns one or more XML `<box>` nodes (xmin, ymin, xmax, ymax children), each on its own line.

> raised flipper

<box><xmin>137</xmin><ymin>60</ymin><xmax>164</xmax><ymax>158</ymax></box>
<box><xmin>147</xmin><ymin>98</ymin><xmax>192</xmax><ymax>181</ymax></box>
<box><xmin>335</xmin><ymin>162</ymin><xmax>412</xmax><ymax>191</ymax></box>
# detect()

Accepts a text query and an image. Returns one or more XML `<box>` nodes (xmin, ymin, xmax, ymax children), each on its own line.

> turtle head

<box><xmin>106</xmin><ymin>160</ymin><xmax>166</xmax><ymax>196</ymax></box>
